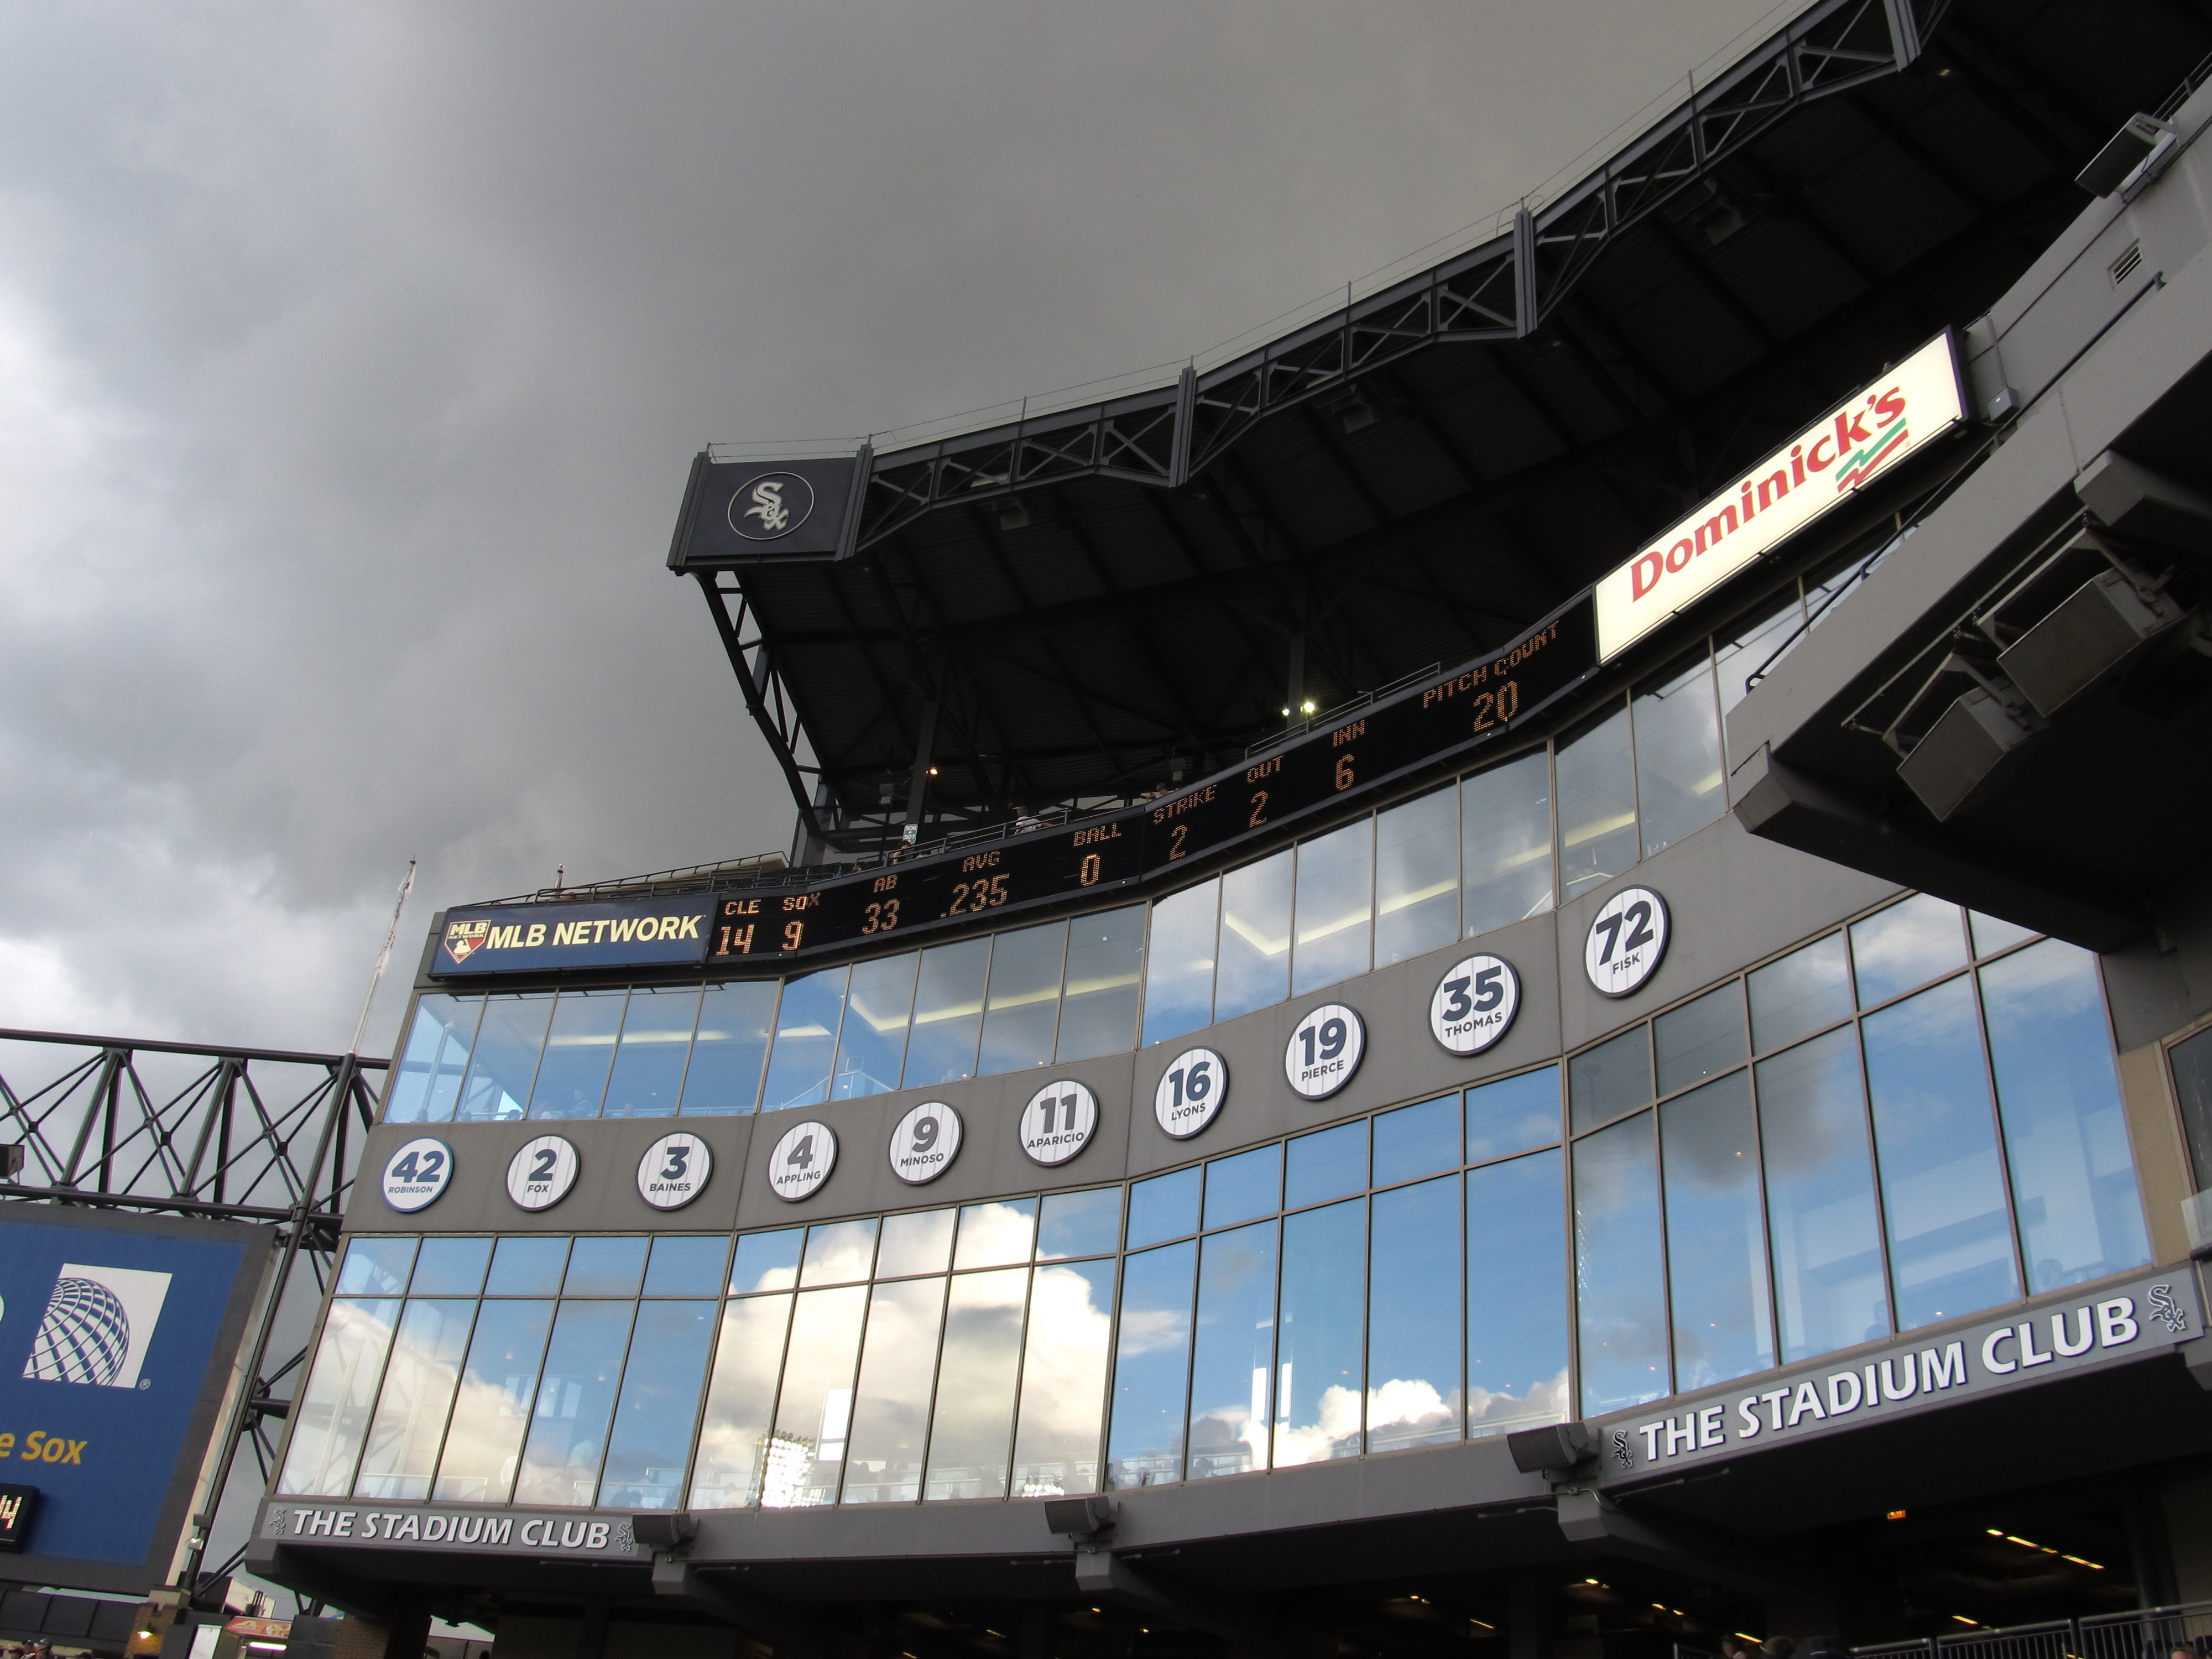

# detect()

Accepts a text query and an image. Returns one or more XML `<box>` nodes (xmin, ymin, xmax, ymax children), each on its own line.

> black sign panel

<box><xmin>434</xmin><ymin>598</ymin><xmax>1596</xmax><ymax>978</ymax></box>
<box><xmin>0</xmin><ymin>1484</ymin><xmax>36</xmax><ymax>1552</ymax></box>
<box><xmin>667</xmin><ymin>452</ymin><xmax>864</xmax><ymax>567</ymax></box>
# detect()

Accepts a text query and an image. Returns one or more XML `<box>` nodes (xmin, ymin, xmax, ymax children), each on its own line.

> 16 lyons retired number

<box><xmin>769</xmin><ymin>1120</ymin><xmax>837</xmax><ymax>1201</ymax></box>
<box><xmin>889</xmin><ymin>1102</ymin><xmax>962</xmax><ymax>1185</ymax></box>
<box><xmin>1429</xmin><ymin>954</ymin><xmax>1520</xmax><ymax>1055</ymax></box>
<box><xmin>1584</xmin><ymin>885</ymin><xmax>1670</xmax><ymax>997</ymax></box>
<box><xmin>1154</xmin><ymin>1048</ymin><xmax>1227</xmax><ymax>1140</ymax></box>
<box><xmin>381</xmin><ymin>1137</ymin><xmax>453</xmax><ymax>1212</ymax></box>
<box><xmin>1284</xmin><ymin>1004</ymin><xmax>1365</xmax><ymax>1100</ymax></box>
<box><xmin>637</xmin><ymin>1132</ymin><xmax>711</xmax><ymax>1211</ymax></box>
<box><xmin>507</xmin><ymin>1135</ymin><xmax>580</xmax><ymax>1211</ymax></box>
<box><xmin>1021</xmin><ymin>1079</ymin><xmax>1098</xmax><ymax>1166</ymax></box>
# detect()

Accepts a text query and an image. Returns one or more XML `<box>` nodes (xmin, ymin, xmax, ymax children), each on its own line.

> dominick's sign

<box><xmin>1595</xmin><ymin>331</ymin><xmax>1966</xmax><ymax>661</ymax></box>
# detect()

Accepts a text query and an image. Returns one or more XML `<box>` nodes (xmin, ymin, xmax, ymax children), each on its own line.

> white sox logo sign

<box><xmin>730</xmin><ymin>473</ymin><xmax>816</xmax><ymax>541</ymax></box>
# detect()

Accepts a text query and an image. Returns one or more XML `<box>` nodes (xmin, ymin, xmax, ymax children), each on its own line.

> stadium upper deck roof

<box><xmin>676</xmin><ymin>0</ymin><xmax>2212</xmax><ymax>857</ymax></box>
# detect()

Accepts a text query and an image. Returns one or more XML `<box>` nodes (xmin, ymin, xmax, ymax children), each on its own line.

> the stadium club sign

<box><xmin>432</xmin><ymin>896</ymin><xmax>716</xmax><ymax>976</ymax></box>
<box><xmin>1594</xmin><ymin>330</ymin><xmax>1966</xmax><ymax>661</ymax></box>
<box><xmin>261</xmin><ymin>1502</ymin><xmax>645</xmax><ymax>1558</ymax></box>
<box><xmin>1592</xmin><ymin>1271</ymin><xmax>2200</xmax><ymax>1481</ymax></box>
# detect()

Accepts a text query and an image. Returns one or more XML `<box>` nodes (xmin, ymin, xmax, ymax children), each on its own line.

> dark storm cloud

<box><xmin>0</xmin><ymin>0</ymin><xmax>1783</xmax><ymax>1055</ymax></box>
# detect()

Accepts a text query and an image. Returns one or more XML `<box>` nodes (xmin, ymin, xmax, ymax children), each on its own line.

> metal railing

<box><xmin>1852</xmin><ymin>1601</ymin><xmax>2212</xmax><ymax>1659</ymax></box>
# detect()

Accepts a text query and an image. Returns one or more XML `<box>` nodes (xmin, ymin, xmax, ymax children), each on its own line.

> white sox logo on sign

<box><xmin>1021</xmin><ymin>1081</ymin><xmax>1098</xmax><ymax>1166</ymax></box>
<box><xmin>380</xmin><ymin>1138</ymin><xmax>453</xmax><ymax>1213</ymax></box>
<box><xmin>769</xmin><ymin>1121</ymin><xmax>837</xmax><ymax>1201</ymax></box>
<box><xmin>507</xmin><ymin>1136</ymin><xmax>580</xmax><ymax>1211</ymax></box>
<box><xmin>1154</xmin><ymin>1048</ymin><xmax>1227</xmax><ymax>1140</ymax></box>
<box><xmin>637</xmin><ymin>1133</ymin><xmax>711</xmax><ymax>1211</ymax></box>
<box><xmin>889</xmin><ymin>1102</ymin><xmax>962</xmax><ymax>1185</ymax></box>
<box><xmin>1430</xmin><ymin>955</ymin><xmax>1520</xmax><ymax>1055</ymax></box>
<box><xmin>730</xmin><ymin>472</ymin><xmax>815</xmax><ymax>541</ymax></box>
<box><xmin>1285</xmin><ymin>1004</ymin><xmax>1364</xmax><ymax>1099</ymax></box>
<box><xmin>1584</xmin><ymin>886</ymin><xmax>1669</xmax><ymax>998</ymax></box>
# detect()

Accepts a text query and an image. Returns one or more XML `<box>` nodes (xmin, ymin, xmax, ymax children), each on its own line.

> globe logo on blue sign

<box><xmin>27</xmin><ymin>1279</ymin><xmax>132</xmax><ymax>1386</ymax></box>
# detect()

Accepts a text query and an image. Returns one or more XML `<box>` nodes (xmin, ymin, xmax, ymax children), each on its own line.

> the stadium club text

<box><xmin>263</xmin><ymin>1503</ymin><xmax>645</xmax><ymax>1557</ymax></box>
<box><xmin>433</xmin><ymin>896</ymin><xmax>716</xmax><ymax>975</ymax></box>
<box><xmin>1595</xmin><ymin>1274</ymin><xmax>2199</xmax><ymax>1479</ymax></box>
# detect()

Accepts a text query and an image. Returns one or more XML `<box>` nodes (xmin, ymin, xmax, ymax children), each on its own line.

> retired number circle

<box><xmin>1584</xmin><ymin>885</ymin><xmax>1670</xmax><ymax>998</ymax></box>
<box><xmin>888</xmin><ymin>1102</ymin><xmax>962</xmax><ymax>1185</ymax></box>
<box><xmin>768</xmin><ymin>1120</ymin><xmax>837</xmax><ymax>1201</ymax></box>
<box><xmin>1154</xmin><ymin>1048</ymin><xmax>1228</xmax><ymax>1140</ymax></box>
<box><xmin>381</xmin><ymin>1137</ymin><xmax>453</xmax><ymax>1213</ymax></box>
<box><xmin>1430</xmin><ymin>954</ymin><xmax>1521</xmax><ymax>1055</ymax></box>
<box><xmin>1284</xmin><ymin>1004</ymin><xmax>1365</xmax><ymax>1100</ymax></box>
<box><xmin>507</xmin><ymin>1135</ymin><xmax>580</xmax><ymax>1212</ymax></box>
<box><xmin>1020</xmin><ymin>1080</ymin><xmax>1098</xmax><ymax>1166</ymax></box>
<box><xmin>637</xmin><ymin>1132</ymin><xmax>712</xmax><ymax>1211</ymax></box>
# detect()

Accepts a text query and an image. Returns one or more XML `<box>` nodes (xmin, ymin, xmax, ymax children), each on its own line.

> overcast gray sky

<box><xmin>0</xmin><ymin>0</ymin><xmax>1787</xmax><ymax>1060</ymax></box>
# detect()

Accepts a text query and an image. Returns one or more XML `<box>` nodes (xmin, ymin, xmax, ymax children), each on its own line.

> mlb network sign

<box><xmin>0</xmin><ymin>1209</ymin><xmax>267</xmax><ymax>1589</ymax></box>
<box><xmin>432</xmin><ymin>896</ymin><xmax>717</xmax><ymax>977</ymax></box>
<box><xmin>1594</xmin><ymin>331</ymin><xmax>1966</xmax><ymax>661</ymax></box>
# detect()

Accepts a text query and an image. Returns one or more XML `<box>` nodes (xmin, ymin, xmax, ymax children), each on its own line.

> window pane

<box><xmin>1864</xmin><ymin>977</ymin><xmax>2020</xmax><ymax>1328</ymax></box>
<box><xmin>1369</xmin><ymin>1176</ymin><xmax>1460</xmax><ymax>1452</ymax></box>
<box><xmin>1141</xmin><ymin>880</ymin><xmax>1219</xmax><ymax>1048</ymax></box>
<box><xmin>527</xmin><ymin>989</ymin><xmax>625</xmax><ymax>1120</ymax></box>
<box><xmin>485</xmin><ymin>1237</ymin><xmax>566</xmax><ymax>1297</ymax></box>
<box><xmin>1374</xmin><ymin>1094</ymin><xmax>1460</xmax><ymax>1187</ymax></box>
<box><xmin>1127</xmin><ymin>1167</ymin><xmax>1201</xmax><ymax>1248</ymax></box>
<box><xmin>604</xmin><ymin>987</ymin><xmax>702</xmax><ymax>1119</ymax></box>
<box><xmin>1462</xmin><ymin>750</ymin><xmax>1554</xmax><ymax>936</ymax></box>
<box><xmin>876</xmin><ymin>1209</ymin><xmax>956</xmax><ymax>1278</ymax></box>
<box><xmin>1655</xmin><ymin>983</ymin><xmax>1746</xmax><ymax>1097</ymax></box>
<box><xmin>801</xmin><ymin>1218</ymin><xmax>879</xmax><ymax>1287</ymax></box>
<box><xmin>1216</xmin><ymin>850</ymin><xmax>1293</xmax><ymax>1021</ymax></box>
<box><xmin>1850</xmin><ymin>895</ymin><xmax>1968</xmax><ymax>1008</ymax></box>
<box><xmin>955</xmin><ymin>1200</ymin><xmax>1037</xmax><ymax>1271</ymax></box>
<box><xmin>681</xmin><ymin>982</ymin><xmax>775</xmax><ymax>1116</ymax></box>
<box><xmin>1971</xmin><ymin>911</ymin><xmax>2039</xmax><ymax>958</ymax></box>
<box><xmin>1661</xmin><ymin>1073</ymin><xmax>1773</xmax><ymax>1389</ymax></box>
<box><xmin>904</xmin><ymin>938</ymin><xmax>989</xmax><ymax>1087</ymax></box>
<box><xmin>1204</xmin><ymin>1144</ymin><xmax>1282</xmax><ymax>1230</ymax></box>
<box><xmin>925</xmin><ymin>1268</ymin><xmax>1029</xmax><ymax>1500</ymax></box>
<box><xmin>1038</xmin><ymin>1188</ymin><xmax>1121</xmax><ymax>1260</ymax></box>
<box><xmin>353</xmin><ymin>1300</ymin><xmax>475</xmax><ymax>1500</ymax></box>
<box><xmin>276</xmin><ymin>1298</ymin><xmax>398</xmax><ymax>1496</ymax></box>
<box><xmin>1466</xmin><ymin>1150</ymin><xmax>1568</xmax><ymax>1437</ymax></box>
<box><xmin>689</xmin><ymin>1293</ymin><xmax>791</xmax><ymax>1509</ymax></box>
<box><xmin>1293</xmin><ymin>818</ymin><xmax>1374</xmax><ymax>995</ymax></box>
<box><xmin>512</xmin><ymin>1301</ymin><xmax>634</xmax><ymax>1506</ymax></box>
<box><xmin>1467</xmin><ymin>1068</ymin><xmax>1560</xmax><ymax>1164</ymax></box>
<box><xmin>645</xmin><ymin>1236</ymin><xmax>731</xmax><ymax>1298</ymax></box>
<box><xmin>1981</xmin><ymin>941</ymin><xmax>2150</xmax><ymax>1291</ymax></box>
<box><xmin>978</xmin><ymin>923</ymin><xmax>1066</xmax><ymax>1077</ymax></box>
<box><xmin>337</xmin><ymin>1237</ymin><xmax>416</xmax><ymax>1297</ymax></box>
<box><xmin>1187</xmin><ymin>1220</ymin><xmax>1279</xmax><ymax>1479</ymax></box>
<box><xmin>761</xmin><ymin>968</ymin><xmax>848</xmax><ymax>1112</ymax></box>
<box><xmin>836</xmin><ymin>953</ymin><xmax>917</xmax><ymax>1100</ymax></box>
<box><xmin>1275</xmin><ymin>1198</ymin><xmax>1364</xmax><ymax>1468</ymax></box>
<box><xmin>731</xmin><ymin>1229</ymin><xmax>804</xmax><ymax>1295</ymax></box>
<box><xmin>2174</xmin><ymin>1027</ymin><xmax>2212</xmax><ymax>1198</ymax></box>
<box><xmin>764</xmin><ymin>1285</ymin><xmax>867</xmax><ymax>1507</ymax></box>
<box><xmin>410</xmin><ymin>1237</ymin><xmax>491</xmax><ymax>1297</ymax></box>
<box><xmin>597</xmin><ymin>1300</ymin><xmax>717</xmax><ymax>1510</ymax></box>
<box><xmin>1286</xmin><ymin>1121</ymin><xmax>1368</xmax><ymax>1209</ymax></box>
<box><xmin>386</xmin><ymin>995</ymin><xmax>479</xmax><ymax>1124</ymax></box>
<box><xmin>430</xmin><ymin>1298</ymin><xmax>552</xmax><ymax>1504</ymax></box>
<box><xmin>1717</xmin><ymin>594</ymin><xmax>1805</xmax><ymax>717</ymax></box>
<box><xmin>1058</xmin><ymin>906</ymin><xmax>1145</xmax><ymax>1062</ymax></box>
<box><xmin>1011</xmin><ymin>1259</ymin><xmax>1115</xmax><ymax>1496</ymax></box>
<box><xmin>842</xmin><ymin>1276</ymin><xmax>947</xmax><ymax>1504</ymax></box>
<box><xmin>455</xmin><ymin>994</ymin><xmax>552</xmax><ymax>1122</ymax></box>
<box><xmin>1749</xmin><ymin>934</ymin><xmax>1853</xmax><ymax>1053</ymax></box>
<box><xmin>1556</xmin><ymin>703</ymin><xmax>1636</xmax><ymax>903</ymax></box>
<box><xmin>1573</xmin><ymin>1114</ymin><xmax>1667</xmax><ymax>1415</ymax></box>
<box><xmin>1632</xmin><ymin>653</ymin><xmax>1724</xmax><ymax>857</ymax></box>
<box><xmin>565</xmin><ymin>1236</ymin><xmax>648</xmax><ymax>1297</ymax></box>
<box><xmin>1758</xmin><ymin>1028</ymin><xmax>1888</xmax><ymax>1360</ymax></box>
<box><xmin>1569</xmin><ymin>1026</ymin><xmax>1652</xmax><ymax>1134</ymax></box>
<box><xmin>1106</xmin><ymin>1240</ymin><xmax>1195</xmax><ymax>1489</ymax></box>
<box><xmin>1376</xmin><ymin>789</ymin><xmax>1458</xmax><ymax>967</ymax></box>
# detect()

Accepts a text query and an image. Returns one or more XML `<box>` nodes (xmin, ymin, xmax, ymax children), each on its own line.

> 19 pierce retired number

<box><xmin>1284</xmin><ymin>1004</ymin><xmax>1365</xmax><ymax>1100</ymax></box>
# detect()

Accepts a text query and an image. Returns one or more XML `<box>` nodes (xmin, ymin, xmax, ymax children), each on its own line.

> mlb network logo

<box><xmin>13</xmin><ymin>1264</ymin><xmax>171</xmax><ymax>1390</ymax></box>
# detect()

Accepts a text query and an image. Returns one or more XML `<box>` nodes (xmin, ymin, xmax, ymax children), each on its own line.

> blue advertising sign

<box><xmin>0</xmin><ymin>1207</ymin><xmax>270</xmax><ymax>1593</ymax></box>
<box><xmin>431</xmin><ymin>896</ymin><xmax>716</xmax><ymax>977</ymax></box>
